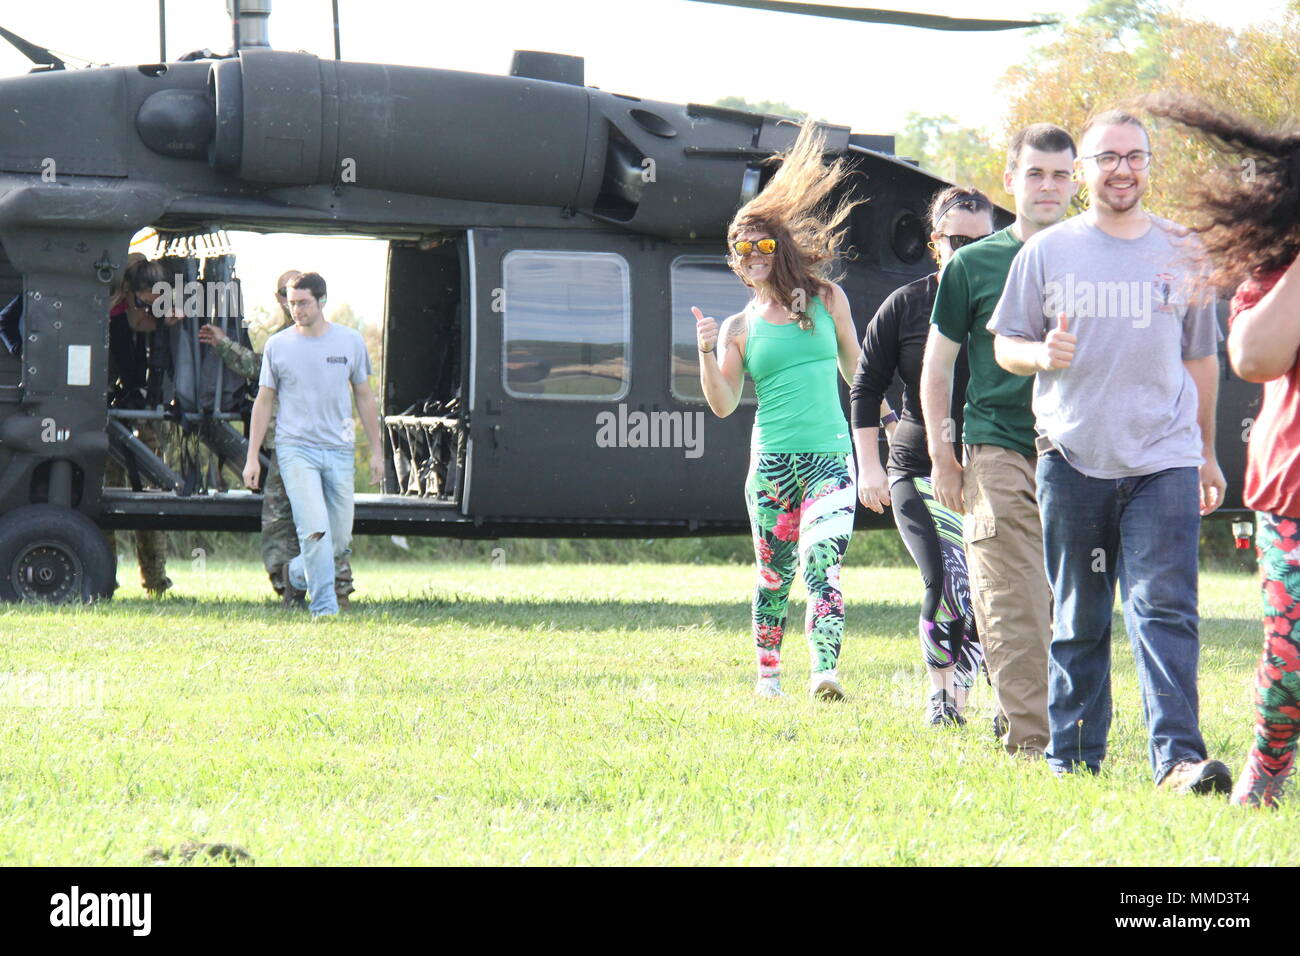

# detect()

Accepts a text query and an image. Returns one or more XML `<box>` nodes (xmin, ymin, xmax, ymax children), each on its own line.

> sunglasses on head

<box><xmin>943</xmin><ymin>233</ymin><xmax>989</xmax><ymax>251</ymax></box>
<box><xmin>732</xmin><ymin>238</ymin><xmax>777</xmax><ymax>257</ymax></box>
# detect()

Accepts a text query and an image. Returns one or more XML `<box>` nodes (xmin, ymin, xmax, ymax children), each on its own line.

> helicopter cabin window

<box><xmin>669</xmin><ymin>256</ymin><xmax>756</xmax><ymax>405</ymax></box>
<box><xmin>501</xmin><ymin>251</ymin><xmax>630</xmax><ymax>400</ymax></box>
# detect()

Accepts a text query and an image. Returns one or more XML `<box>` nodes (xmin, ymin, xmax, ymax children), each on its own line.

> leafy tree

<box><xmin>894</xmin><ymin>3</ymin><xmax>1300</xmax><ymax>221</ymax></box>
<box><xmin>896</xmin><ymin>113</ymin><xmax>1004</xmax><ymax>191</ymax></box>
<box><xmin>713</xmin><ymin>96</ymin><xmax>810</xmax><ymax>121</ymax></box>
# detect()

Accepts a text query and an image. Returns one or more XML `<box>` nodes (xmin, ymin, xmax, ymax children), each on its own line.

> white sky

<box><xmin>2</xmin><ymin>0</ymin><xmax>1289</xmax><ymax>324</ymax></box>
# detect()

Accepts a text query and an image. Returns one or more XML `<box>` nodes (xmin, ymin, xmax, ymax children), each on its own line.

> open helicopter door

<box><xmin>380</xmin><ymin>238</ymin><xmax>466</xmax><ymax>505</ymax></box>
<box><xmin>464</xmin><ymin>227</ymin><xmax>757</xmax><ymax>527</ymax></box>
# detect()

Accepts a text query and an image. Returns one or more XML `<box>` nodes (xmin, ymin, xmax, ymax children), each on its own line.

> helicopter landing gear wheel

<box><xmin>0</xmin><ymin>505</ymin><xmax>116</xmax><ymax>604</ymax></box>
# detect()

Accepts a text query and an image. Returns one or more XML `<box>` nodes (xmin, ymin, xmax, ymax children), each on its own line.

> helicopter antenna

<box><xmin>159</xmin><ymin>0</ymin><xmax>167</xmax><ymax>62</ymax></box>
<box><xmin>333</xmin><ymin>0</ymin><xmax>342</xmax><ymax>59</ymax></box>
<box><xmin>0</xmin><ymin>24</ymin><xmax>66</xmax><ymax>70</ymax></box>
<box><xmin>683</xmin><ymin>0</ymin><xmax>1056</xmax><ymax>31</ymax></box>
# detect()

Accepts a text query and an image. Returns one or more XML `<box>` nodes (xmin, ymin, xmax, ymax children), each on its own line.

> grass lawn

<box><xmin>0</xmin><ymin>560</ymin><xmax>1291</xmax><ymax>866</ymax></box>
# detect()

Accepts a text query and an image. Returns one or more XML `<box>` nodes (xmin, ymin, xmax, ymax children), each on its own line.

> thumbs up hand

<box><xmin>693</xmin><ymin>306</ymin><xmax>719</xmax><ymax>355</ymax></box>
<box><xmin>1039</xmin><ymin>311</ymin><xmax>1076</xmax><ymax>370</ymax></box>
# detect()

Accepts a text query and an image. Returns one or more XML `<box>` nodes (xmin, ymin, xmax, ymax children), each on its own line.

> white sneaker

<box><xmin>809</xmin><ymin>669</ymin><xmax>845</xmax><ymax>701</ymax></box>
<box><xmin>755</xmin><ymin>676</ymin><xmax>784</xmax><ymax>698</ymax></box>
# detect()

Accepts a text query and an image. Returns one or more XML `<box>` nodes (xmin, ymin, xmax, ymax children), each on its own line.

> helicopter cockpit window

<box><xmin>502</xmin><ymin>251</ymin><xmax>630</xmax><ymax>401</ymax></box>
<box><xmin>670</xmin><ymin>256</ymin><xmax>756</xmax><ymax>405</ymax></box>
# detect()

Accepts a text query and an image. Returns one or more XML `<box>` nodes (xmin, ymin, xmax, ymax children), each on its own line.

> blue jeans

<box><xmin>276</xmin><ymin>444</ymin><xmax>355</xmax><ymax>616</ymax></box>
<box><xmin>1036</xmin><ymin>451</ymin><xmax>1206</xmax><ymax>782</ymax></box>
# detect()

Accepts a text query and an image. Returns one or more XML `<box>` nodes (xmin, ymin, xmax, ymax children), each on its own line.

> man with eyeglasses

<box><xmin>199</xmin><ymin>269</ymin><xmax>356</xmax><ymax>608</ymax></box>
<box><xmin>989</xmin><ymin>110</ymin><xmax>1231</xmax><ymax>793</ymax></box>
<box><xmin>920</xmin><ymin>123</ymin><xmax>1078</xmax><ymax>759</ymax></box>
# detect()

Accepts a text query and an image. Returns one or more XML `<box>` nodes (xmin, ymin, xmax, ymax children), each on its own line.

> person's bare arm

<box><xmin>827</xmin><ymin>283</ymin><xmax>860</xmax><ymax>385</ymax></box>
<box><xmin>920</xmin><ymin>327</ymin><xmax>964</xmax><ymax>513</ymax></box>
<box><xmin>242</xmin><ymin>386</ymin><xmax>275</xmax><ymax>489</ymax></box>
<box><xmin>1185</xmin><ymin>353</ymin><xmax>1225</xmax><ymax>516</ymax></box>
<box><xmin>695</xmin><ymin>307</ymin><xmax>746</xmax><ymax>418</ymax></box>
<box><xmin>353</xmin><ymin>379</ymin><xmax>385</xmax><ymax>486</ymax></box>
<box><xmin>1229</xmin><ymin>254</ymin><xmax>1300</xmax><ymax>382</ymax></box>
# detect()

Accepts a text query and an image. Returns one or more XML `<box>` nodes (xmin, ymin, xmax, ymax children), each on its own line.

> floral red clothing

<box><xmin>1232</xmin><ymin>511</ymin><xmax>1300</xmax><ymax>807</ymax></box>
<box><xmin>1231</xmin><ymin>269</ymin><xmax>1300</xmax><ymax>517</ymax></box>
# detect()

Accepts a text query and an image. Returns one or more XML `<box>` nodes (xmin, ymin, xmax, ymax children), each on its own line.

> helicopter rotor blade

<box><xmin>683</xmin><ymin>0</ymin><xmax>1055</xmax><ymax>31</ymax></box>
<box><xmin>0</xmin><ymin>24</ymin><xmax>66</xmax><ymax>69</ymax></box>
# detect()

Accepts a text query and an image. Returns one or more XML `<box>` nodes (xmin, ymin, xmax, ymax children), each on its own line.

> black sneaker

<box><xmin>927</xmin><ymin>689</ymin><xmax>965</xmax><ymax>727</ymax></box>
<box><xmin>992</xmin><ymin>712</ymin><xmax>1009</xmax><ymax>740</ymax></box>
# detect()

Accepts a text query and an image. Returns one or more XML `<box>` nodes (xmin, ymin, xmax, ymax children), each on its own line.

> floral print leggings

<box><xmin>745</xmin><ymin>452</ymin><xmax>855</xmax><ymax>678</ymax></box>
<box><xmin>1234</xmin><ymin>511</ymin><xmax>1300</xmax><ymax>806</ymax></box>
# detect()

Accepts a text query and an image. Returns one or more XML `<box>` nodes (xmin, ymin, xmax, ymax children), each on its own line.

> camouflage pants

<box><xmin>104</xmin><ymin>421</ymin><xmax>170</xmax><ymax>592</ymax></box>
<box><xmin>264</xmin><ymin>449</ymin><xmax>354</xmax><ymax>599</ymax></box>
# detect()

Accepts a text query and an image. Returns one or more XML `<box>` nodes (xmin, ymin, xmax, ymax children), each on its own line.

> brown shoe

<box><xmin>336</xmin><ymin>594</ymin><xmax>350</xmax><ymax>611</ymax></box>
<box><xmin>278</xmin><ymin>566</ymin><xmax>306</xmax><ymax>610</ymax></box>
<box><xmin>1159</xmin><ymin>759</ymin><xmax>1232</xmax><ymax>795</ymax></box>
<box><xmin>143</xmin><ymin>576</ymin><xmax>172</xmax><ymax>597</ymax></box>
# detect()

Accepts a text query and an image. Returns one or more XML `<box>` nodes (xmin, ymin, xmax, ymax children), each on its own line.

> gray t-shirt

<box><xmin>987</xmin><ymin>214</ymin><xmax>1221</xmax><ymax>479</ymax></box>
<box><xmin>259</xmin><ymin>323</ymin><xmax>372</xmax><ymax>449</ymax></box>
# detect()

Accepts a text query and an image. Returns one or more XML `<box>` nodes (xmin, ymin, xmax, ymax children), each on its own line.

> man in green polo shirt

<box><xmin>919</xmin><ymin>124</ymin><xmax>1078</xmax><ymax>757</ymax></box>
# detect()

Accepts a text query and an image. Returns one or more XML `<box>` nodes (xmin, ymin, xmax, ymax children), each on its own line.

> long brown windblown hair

<box><xmin>1142</xmin><ymin>93</ymin><xmax>1300</xmax><ymax>289</ymax></box>
<box><xmin>727</xmin><ymin>120</ymin><xmax>862</xmax><ymax>330</ymax></box>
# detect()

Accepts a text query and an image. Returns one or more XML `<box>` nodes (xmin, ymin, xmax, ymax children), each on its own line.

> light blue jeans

<box><xmin>276</xmin><ymin>444</ymin><xmax>355</xmax><ymax>616</ymax></box>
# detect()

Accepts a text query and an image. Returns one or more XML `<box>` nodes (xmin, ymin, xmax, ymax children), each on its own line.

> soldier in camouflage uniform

<box><xmin>106</xmin><ymin>255</ymin><xmax>174</xmax><ymax>595</ymax></box>
<box><xmin>199</xmin><ymin>270</ymin><xmax>355</xmax><ymax>607</ymax></box>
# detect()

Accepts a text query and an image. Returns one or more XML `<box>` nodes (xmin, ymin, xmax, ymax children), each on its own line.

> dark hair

<box><xmin>728</xmin><ymin>120</ymin><xmax>863</xmax><ymax>331</ymax></box>
<box><xmin>1006</xmin><ymin>123</ymin><xmax>1077</xmax><ymax>171</ymax></box>
<box><xmin>1080</xmin><ymin>109</ymin><xmax>1150</xmax><ymax>149</ymax></box>
<box><xmin>1141</xmin><ymin>93</ymin><xmax>1300</xmax><ymax>289</ymax></box>
<box><xmin>289</xmin><ymin>272</ymin><xmax>327</xmax><ymax>302</ymax></box>
<box><xmin>111</xmin><ymin>255</ymin><xmax>170</xmax><ymax>309</ymax></box>
<box><xmin>926</xmin><ymin>187</ymin><xmax>995</xmax><ymax>266</ymax></box>
<box><xmin>927</xmin><ymin>186</ymin><xmax>994</xmax><ymax>234</ymax></box>
<box><xmin>126</xmin><ymin>257</ymin><xmax>168</xmax><ymax>293</ymax></box>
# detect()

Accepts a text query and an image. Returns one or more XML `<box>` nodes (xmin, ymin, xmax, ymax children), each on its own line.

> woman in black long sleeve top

<box><xmin>850</xmin><ymin>187</ymin><xmax>994</xmax><ymax>726</ymax></box>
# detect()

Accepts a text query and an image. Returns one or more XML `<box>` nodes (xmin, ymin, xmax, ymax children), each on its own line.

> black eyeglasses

<box><xmin>1083</xmin><ymin>150</ymin><xmax>1152</xmax><ymax>171</ymax></box>
<box><xmin>943</xmin><ymin>234</ymin><xmax>989</xmax><ymax>251</ymax></box>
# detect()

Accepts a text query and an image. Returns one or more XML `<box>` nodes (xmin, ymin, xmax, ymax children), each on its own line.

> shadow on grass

<box><xmin>44</xmin><ymin>592</ymin><xmax>941</xmax><ymax>636</ymax></box>
<box><xmin>10</xmin><ymin>593</ymin><xmax>1263</xmax><ymax>649</ymax></box>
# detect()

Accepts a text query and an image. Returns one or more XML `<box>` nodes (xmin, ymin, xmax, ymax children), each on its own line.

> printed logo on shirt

<box><xmin>1154</xmin><ymin>273</ymin><xmax>1176</xmax><ymax>312</ymax></box>
<box><xmin>326</xmin><ymin>356</ymin><xmax>349</xmax><ymax>365</ymax></box>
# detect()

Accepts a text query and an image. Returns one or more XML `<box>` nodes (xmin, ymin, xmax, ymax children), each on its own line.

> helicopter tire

<box><xmin>0</xmin><ymin>505</ymin><xmax>117</xmax><ymax>604</ymax></box>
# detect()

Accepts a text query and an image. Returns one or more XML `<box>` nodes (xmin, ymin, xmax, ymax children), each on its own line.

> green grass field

<box><xmin>0</xmin><ymin>559</ymin><xmax>1293</xmax><ymax>866</ymax></box>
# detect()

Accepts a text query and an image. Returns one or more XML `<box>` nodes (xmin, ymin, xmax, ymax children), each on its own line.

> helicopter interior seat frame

<box><xmin>380</xmin><ymin>238</ymin><xmax>465</xmax><ymax>505</ymax></box>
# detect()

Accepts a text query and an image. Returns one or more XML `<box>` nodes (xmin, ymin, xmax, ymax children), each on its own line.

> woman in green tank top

<box><xmin>694</xmin><ymin>121</ymin><xmax>863</xmax><ymax>700</ymax></box>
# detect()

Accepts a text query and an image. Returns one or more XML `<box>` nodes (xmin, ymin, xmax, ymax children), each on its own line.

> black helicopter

<box><xmin>0</xmin><ymin>0</ymin><xmax>1258</xmax><ymax>602</ymax></box>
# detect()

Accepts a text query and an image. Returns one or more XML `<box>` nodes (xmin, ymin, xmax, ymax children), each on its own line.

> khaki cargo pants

<box><xmin>963</xmin><ymin>443</ymin><xmax>1052</xmax><ymax>755</ymax></box>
